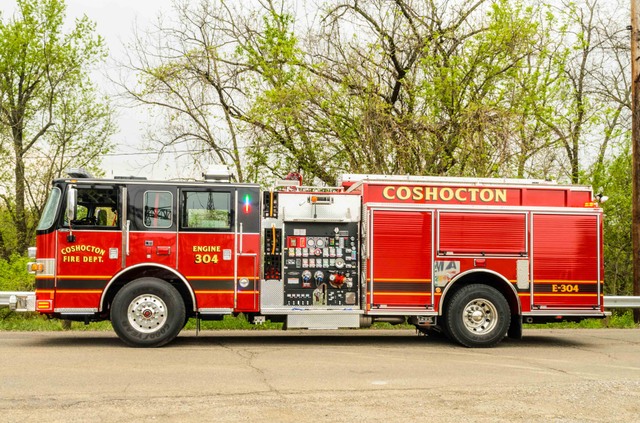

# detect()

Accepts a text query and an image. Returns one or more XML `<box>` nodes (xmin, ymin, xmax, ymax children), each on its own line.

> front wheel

<box><xmin>111</xmin><ymin>277</ymin><xmax>185</xmax><ymax>347</ymax></box>
<box><xmin>444</xmin><ymin>284</ymin><xmax>510</xmax><ymax>348</ymax></box>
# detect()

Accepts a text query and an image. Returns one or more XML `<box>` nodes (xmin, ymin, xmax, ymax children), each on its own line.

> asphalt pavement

<box><xmin>1</xmin><ymin>328</ymin><xmax>639</xmax><ymax>422</ymax></box>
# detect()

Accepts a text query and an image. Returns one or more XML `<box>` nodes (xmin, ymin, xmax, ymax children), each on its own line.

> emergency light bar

<box><xmin>66</xmin><ymin>168</ymin><xmax>93</xmax><ymax>178</ymax></box>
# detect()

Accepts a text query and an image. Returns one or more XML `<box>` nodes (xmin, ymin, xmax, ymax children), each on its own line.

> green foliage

<box><xmin>607</xmin><ymin>310</ymin><xmax>637</xmax><ymax>328</ymax></box>
<box><xmin>591</xmin><ymin>142</ymin><xmax>632</xmax><ymax>295</ymax></box>
<box><xmin>0</xmin><ymin>309</ymin><xmax>113</xmax><ymax>331</ymax></box>
<box><xmin>0</xmin><ymin>0</ymin><xmax>114</xmax><ymax>258</ymax></box>
<box><xmin>0</xmin><ymin>312</ymin><xmax>283</xmax><ymax>332</ymax></box>
<box><xmin>0</xmin><ymin>255</ymin><xmax>34</xmax><ymax>291</ymax></box>
<box><xmin>184</xmin><ymin>314</ymin><xmax>283</xmax><ymax>330</ymax></box>
<box><xmin>524</xmin><ymin>311</ymin><xmax>637</xmax><ymax>329</ymax></box>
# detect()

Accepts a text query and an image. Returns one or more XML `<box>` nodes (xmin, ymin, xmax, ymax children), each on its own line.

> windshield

<box><xmin>37</xmin><ymin>187</ymin><xmax>62</xmax><ymax>231</ymax></box>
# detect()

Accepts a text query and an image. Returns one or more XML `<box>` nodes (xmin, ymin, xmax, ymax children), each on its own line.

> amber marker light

<box><xmin>37</xmin><ymin>300</ymin><xmax>52</xmax><ymax>311</ymax></box>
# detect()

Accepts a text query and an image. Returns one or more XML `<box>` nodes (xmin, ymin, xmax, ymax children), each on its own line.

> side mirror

<box><xmin>66</xmin><ymin>187</ymin><xmax>77</xmax><ymax>242</ymax></box>
<box><xmin>66</xmin><ymin>186</ymin><xmax>77</xmax><ymax>222</ymax></box>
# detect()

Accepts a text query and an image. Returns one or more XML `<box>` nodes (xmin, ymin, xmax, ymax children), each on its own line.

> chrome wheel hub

<box><xmin>128</xmin><ymin>294</ymin><xmax>168</xmax><ymax>333</ymax></box>
<box><xmin>462</xmin><ymin>298</ymin><xmax>498</xmax><ymax>335</ymax></box>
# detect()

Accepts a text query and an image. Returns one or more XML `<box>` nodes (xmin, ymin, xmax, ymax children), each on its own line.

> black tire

<box><xmin>444</xmin><ymin>284</ymin><xmax>510</xmax><ymax>348</ymax></box>
<box><xmin>111</xmin><ymin>277</ymin><xmax>185</xmax><ymax>347</ymax></box>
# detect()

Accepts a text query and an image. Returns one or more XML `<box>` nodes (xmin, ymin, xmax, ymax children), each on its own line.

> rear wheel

<box><xmin>444</xmin><ymin>284</ymin><xmax>510</xmax><ymax>348</ymax></box>
<box><xmin>111</xmin><ymin>277</ymin><xmax>185</xmax><ymax>347</ymax></box>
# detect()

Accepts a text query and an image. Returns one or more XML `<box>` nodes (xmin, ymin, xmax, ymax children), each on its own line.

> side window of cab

<box><xmin>66</xmin><ymin>186</ymin><xmax>119</xmax><ymax>229</ymax></box>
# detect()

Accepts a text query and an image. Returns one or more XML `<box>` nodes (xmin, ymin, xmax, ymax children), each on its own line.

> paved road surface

<box><xmin>1</xmin><ymin>329</ymin><xmax>639</xmax><ymax>422</ymax></box>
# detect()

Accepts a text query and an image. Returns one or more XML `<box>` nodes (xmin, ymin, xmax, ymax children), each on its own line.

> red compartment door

<box><xmin>370</xmin><ymin>210</ymin><xmax>433</xmax><ymax>308</ymax></box>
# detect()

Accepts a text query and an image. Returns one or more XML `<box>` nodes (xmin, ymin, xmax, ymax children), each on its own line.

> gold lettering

<box><xmin>440</xmin><ymin>188</ymin><xmax>454</xmax><ymax>201</ymax></box>
<box><xmin>424</xmin><ymin>187</ymin><xmax>437</xmax><ymax>201</ymax></box>
<box><xmin>382</xmin><ymin>186</ymin><xmax>395</xmax><ymax>200</ymax></box>
<box><xmin>61</xmin><ymin>245</ymin><xmax>105</xmax><ymax>256</ymax></box>
<box><xmin>454</xmin><ymin>188</ymin><xmax>468</xmax><ymax>202</ymax></box>
<box><xmin>480</xmin><ymin>189</ymin><xmax>494</xmax><ymax>202</ymax></box>
<box><xmin>380</xmin><ymin>185</ymin><xmax>508</xmax><ymax>203</ymax></box>
<box><xmin>396</xmin><ymin>186</ymin><xmax>411</xmax><ymax>200</ymax></box>
<box><xmin>193</xmin><ymin>246</ymin><xmax>221</xmax><ymax>253</ymax></box>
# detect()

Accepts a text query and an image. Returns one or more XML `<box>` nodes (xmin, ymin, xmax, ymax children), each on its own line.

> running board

<box><xmin>286</xmin><ymin>313</ymin><xmax>360</xmax><ymax>329</ymax></box>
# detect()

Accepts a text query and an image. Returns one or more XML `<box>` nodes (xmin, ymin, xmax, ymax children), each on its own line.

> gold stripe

<box><xmin>57</xmin><ymin>290</ymin><xmax>102</xmax><ymax>294</ymax></box>
<box><xmin>533</xmin><ymin>293</ymin><xmax>597</xmax><ymax>297</ymax></box>
<box><xmin>194</xmin><ymin>290</ymin><xmax>234</xmax><ymax>294</ymax></box>
<box><xmin>187</xmin><ymin>276</ymin><xmax>258</xmax><ymax>280</ymax></box>
<box><xmin>374</xmin><ymin>292</ymin><xmax>431</xmax><ymax>296</ymax></box>
<box><xmin>186</xmin><ymin>276</ymin><xmax>234</xmax><ymax>280</ymax></box>
<box><xmin>370</xmin><ymin>278</ymin><xmax>432</xmax><ymax>283</ymax></box>
<box><xmin>57</xmin><ymin>275</ymin><xmax>110</xmax><ymax>280</ymax></box>
<box><xmin>534</xmin><ymin>280</ymin><xmax>599</xmax><ymax>284</ymax></box>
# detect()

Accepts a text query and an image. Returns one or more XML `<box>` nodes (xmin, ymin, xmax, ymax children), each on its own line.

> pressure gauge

<box><xmin>307</xmin><ymin>238</ymin><xmax>315</xmax><ymax>247</ymax></box>
<box><xmin>316</xmin><ymin>238</ymin><xmax>325</xmax><ymax>248</ymax></box>
<box><xmin>302</xmin><ymin>270</ymin><xmax>312</xmax><ymax>282</ymax></box>
<box><xmin>335</xmin><ymin>258</ymin><xmax>345</xmax><ymax>269</ymax></box>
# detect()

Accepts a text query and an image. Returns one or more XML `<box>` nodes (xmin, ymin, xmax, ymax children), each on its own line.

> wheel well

<box><xmin>101</xmin><ymin>266</ymin><xmax>195</xmax><ymax>316</ymax></box>
<box><xmin>441</xmin><ymin>271</ymin><xmax>520</xmax><ymax>318</ymax></box>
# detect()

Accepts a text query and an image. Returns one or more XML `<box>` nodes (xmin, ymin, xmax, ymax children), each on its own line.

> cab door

<box><xmin>55</xmin><ymin>184</ymin><xmax>123</xmax><ymax>312</ymax></box>
<box><xmin>177</xmin><ymin>187</ymin><xmax>236</xmax><ymax>313</ymax></box>
<box><xmin>125</xmin><ymin>185</ymin><xmax>178</xmax><ymax>269</ymax></box>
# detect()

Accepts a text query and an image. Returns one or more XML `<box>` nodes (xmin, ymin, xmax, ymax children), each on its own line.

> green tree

<box><xmin>0</xmin><ymin>0</ymin><xmax>113</xmax><ymax>256</ymax></box>
<box><xmin>120</xmin><ymin>0</ymin><xmax>249</xmax><ymax>182</ymax></box>
<box><xmin>123</xmin><ymin>0</ymin><xmax>629</xmax><ymax>187</ymax></box>
<box><xmin>592</xmin><ymin>142</ymin><xmax>632</xmax><ymax>296</ymax></box>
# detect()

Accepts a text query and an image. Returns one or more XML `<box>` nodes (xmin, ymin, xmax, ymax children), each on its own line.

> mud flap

<box><xmin>508</xmin><ymin>314</ymin><xmax>523</xmax><ymax>340</ymax></box>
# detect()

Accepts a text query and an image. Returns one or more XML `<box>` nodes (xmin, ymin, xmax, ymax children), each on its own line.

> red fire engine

<box><xmin>26</xmin><ymin>168</ymin><xmax>606</xmax><ymax>347</ymax></box>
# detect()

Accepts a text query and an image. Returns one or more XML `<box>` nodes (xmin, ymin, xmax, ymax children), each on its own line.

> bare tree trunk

<box><xmin>12</xmin><ymin>127</ymin><xmax>28</xmax><ymax>256</ymax></box>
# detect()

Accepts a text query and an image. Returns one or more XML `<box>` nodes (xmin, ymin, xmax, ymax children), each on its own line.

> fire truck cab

<box><xmin>30</xmin><ymin>170</ymin><xmax>607</xmax><ymax>347</ymax></box>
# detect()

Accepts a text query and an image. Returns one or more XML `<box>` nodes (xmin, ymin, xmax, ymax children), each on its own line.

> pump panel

<box><xmin>283</xmin><ymin>222</ymin><xmax>359</xmax><ymax>307</ymax></box>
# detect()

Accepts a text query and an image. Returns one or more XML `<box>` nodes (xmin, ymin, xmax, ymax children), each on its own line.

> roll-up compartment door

<box><xmin>370</xmin><ymin>210</ymin><xmax>433</xmax><ymax>308</ymax></box>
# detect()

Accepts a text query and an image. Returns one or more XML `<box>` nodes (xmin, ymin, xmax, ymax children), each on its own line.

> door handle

<box><xmin>156</xmin><ymin>246</ymin><xmax>171</xmax><ymax>256</ymax></box>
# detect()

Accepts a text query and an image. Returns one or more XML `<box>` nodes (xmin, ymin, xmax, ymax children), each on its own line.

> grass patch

<box><xmin>0</xmin><ymin>309</ymin><xmax>112</xmax><ymax>331</ymax></box>
<box><xmin>524</xmin><ymin>310</ymin><xmax>637</xmax><ymax>329</ymax></box>
<box><xmin>0</xmin><ymin>310</ymin><xmax>283</xmax><ymax>332</ymax></box>
<box><xmin>2</xmin><ymin>309</ymin><xmax>637</xmax><ymax>331</ymax></box>
<box><xmin>370</xmin><ymin>321</ymin><xmax>413</xmax><ymax>330</ymax></box>
<box><xmin>184</xmin><ymin>314</ymin><xmax>283</xmax><ymax>330</ymax></box>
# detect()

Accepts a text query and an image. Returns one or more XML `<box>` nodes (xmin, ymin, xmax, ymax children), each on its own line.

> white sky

<box><xmin>0</xmin><ymin>0</ymin><xmax>199</xmax><ymax>180</ymax></box>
